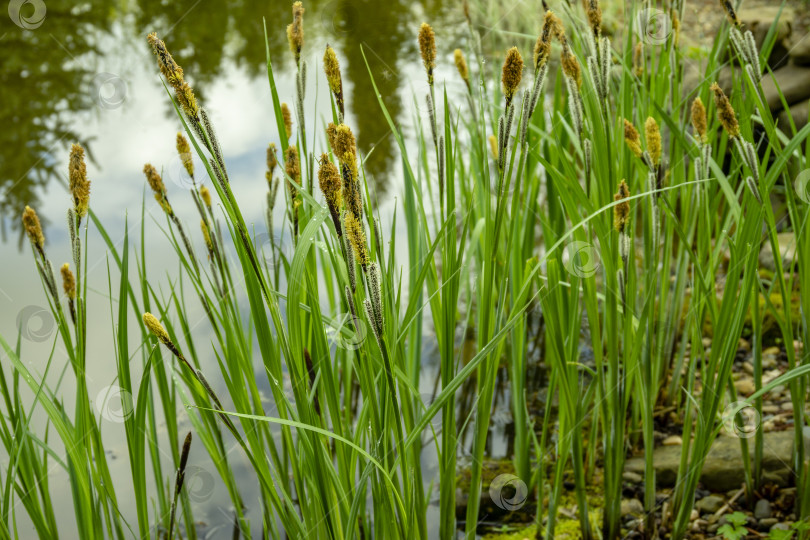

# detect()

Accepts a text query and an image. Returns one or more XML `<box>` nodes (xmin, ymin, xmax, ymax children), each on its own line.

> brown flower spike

<box><xmin>144</xmin><ymin>164</ymin><xmax>172</xmax><ymax>214</ymax></box>
<box><xmin>199</xmin><ymin>185</ymin><xmax>212</xmax><ymax>208</ymax></box>
<box><xmin>418</xmin><ymin>23</ymin><xmax>437</xmax><ymax>85</ymax></box>
<box><xmin>691</xmin><ymin>97</ymin><xmax>708</xmax><ymax>143</ymax></box>
<box><xmin>69</xmin><ymin>144</ymin><xmax>91</xmax><ymax>218</ymax></box>
<box><xmin>323</xmin><ymin>45</ymin><xmax>345</xmax><ymax>117</ymax></box>
<box><xmin>623</xmin><ymin>119</ymin><xmax>643</xmax><ymax>158</ymax></box>
<box><xmin>287</xmin><ymin>2</ymin><xmax>305</xmax><ymax>66</ymax></box>
<box><xmin>22</xmin><ymin>205</ymin><xmax>45</xmax><ymax>253</ymax></box>
<box><xmin>281</xmin><ymin>103</ymin><xmax>293</xmax><ymax>138</ymax></box>
<box><xmin>645</xmin><ymin>117</ymin><xmax>662</xmax><ymax>167</ymax></box>
<box><xmin>61</xmin><ymin>263</ymin><xmax>76</xmax><ymax>299</ymax></box>
<box><xmin>176</xmin><ymin>133</ymin><xmax>194</xmax><ymax>179</ymax></box>
<box><xmin>534</xmin><ymin>11</ymin><xmax>559</xmax><ymax>71</ymax></box>
<box><xmin>147</xmin><ymin>33</ymin><xmax>199</xmax><ymax>120</ymax></box>
<box><xmin>454</xmin><ymin>49</ymin><xmax>469</xmax><ymax>85</ymax></box>
<box><xmin>613</xmin><ymin>180</ymin><xmax>631</xmax><ymax>233</ymax></box>
<box><xmin>710</xmin><ymin>82</ymin><xmax>739</xmax><ymax>138</ymax></box>
<box><xmin>501</xmin><ymin>47</ymin><xmax>524</xmax><ymax>107</ymax></box>
<box><xmin>586</xmin><ymin>0</ymin><xmax>602</xmax><ymax>39</ymax></box>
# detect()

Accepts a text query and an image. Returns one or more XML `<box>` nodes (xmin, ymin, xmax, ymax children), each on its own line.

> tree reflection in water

<box><xmin>1</xmin><ymin>0</ymin><xmax>450</xmax><ymax>246</ymax></box>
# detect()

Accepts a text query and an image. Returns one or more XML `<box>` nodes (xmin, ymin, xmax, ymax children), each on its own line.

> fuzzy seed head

<box><xmin>323</xmin><ymin>45</ymin><xmax>342</xmax><ymax>95</ymax></box>
<box><xmin>488</xmin><ymin>134</ymin><xmax>499</xmax><ymax>159</ymax></box>
<box><xmin>147</xmin><ymin>32</ymin><xmax>184</xmax><ymax>84</ymax></box>
<box><xmin>332</xmin><ymin>124</ymin><xmax>357</xmax><ymax>162</ymax></box>
<box><xmin>69</xmin><ymin>144</ymin><xmax>91</xmax><ymax>218</ymax></box>
<box><xmin>144</xmin><ymin>164</ymin><xmax>171</xmax><ymax>214</ymax></box>
<box><xmin>645</xmin><ymin>117</ymin><xmax>662</xmax><ymax>166</ymax></box>
<box><xmin>318</xmin><ymin>154</ymin><xmax>342</xmax><ymax>208</ymax></box>
<box><xmin>418</xmin><ymin>23</ymin><xmax>437</xmax><ymax>85</ymax></box>
<box><xmin>22</xmin><ymin>206</ymin><xmax>44</xmax><ymax>251</ymax></box>
<box><xmin>176</xmin><ymin>133</ymin><xmax>194</xmax><ymax>178</ymax></box>
<box><xmin>345</xmin><ymin>212</ymin><xmax>369</xmax><ymax>266</ymax></box>
<box><xmin>199</xmin><ymin>185</ymin><xmax>212</xmax><ymax>208</ymax></box>
<box><xmin>143</xmin><ymin>163</ymin><xmax>165</xmax><ymax>195</ymax></box>
<box><xmin>281</xmin><ymin>103</ymin><xmax>293</xmax><ymax>138</ymax></box>
<box><xmin>501</xmin><ymin>47</ymin><xmax>524</xmax><ymax>104</ymax></box>
<box><xmin>691</xmin><ymin>97</ymin><xmax>708</xmax><ymax>143</ymax></box>
<box><xmin>267</xmin><ymin>143</ymin><xmax>277</xmax><ymax>175</ymax></box>
<box><xmin>143</xmin><ymin>312</ymin><xmax>172</xmax><ymax>347</ymax></box>
<box><xmin>534</xmin><ymin>12</ymin><xmax>558</xmax><ymax>71</ymax></box>
<box><xmin>284</xmin><ymin>145</ymin><xmax>301</xmax><ymax>190</ymax></box>
<box><xmin>623</xmin><ymin>119</ymin><xmax>643</xmax><ymax>158</ymax></box>
<box><xmin>718</xmin><ymin>0</ymin><xmax>740</xmax><ymax>27</ymax></box>
<box><xmin>613</xmin><ymin>180</ymin><xmax>631</xmax><ymax>233</ymax></box>
<box><xmin>454</xmin><ymin>49</ymin><xmax>469</xmax><ymax>83</ymax></box>
<box><xmin>710</xmin><ymin>82</ymin><xmax>739</xmax><ymax>138</ymax></box>
<box><xmin>561</xmin><ymin>47</ymin><xmax>582</xmax><ymax>88</ymax></box>
<box><xmin>61</xmin><ymin>263</ymin><xmax>76</xmax><ymax>299</ymax></box>
<box><xmin>201</xmin><ymin>220</ymin><xmax>213</xmax><ymax>252</ymax></box>
<box><xmin>287</xmin><ymin>2</ymin><xmax>305</xmax><ymax>65</ymax></box>
<box><xmin>633</xmin><ymin>43</ymin><xmax>644</xmax><ymax>77</ymax></box>
<box><xmin>586</xmin><ymin>0</ymin><xmax>602</xmax><ymax>38</ymax></box>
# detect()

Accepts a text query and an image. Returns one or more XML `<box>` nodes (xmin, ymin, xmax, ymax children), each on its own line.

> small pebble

<box><xmin>754</xmin><ymin>499</ymin><xmax>772</xmax><ymax>519</ymax></box>
<box><xmin>621</xmin><ymin>498</ymin><xmax>644</xmax><ymax>517</ymax></box>
<box><xmin>623</xmin><ymin>471</ymin><xmax>642</xmax><ymax>484</ymax></box>
<box><xmin>742</xmin><ymin>362</ymin><xmax>754</xmax><ymax>374</ymax></box>
<box><xmin>734</xmin><ymin>378</ymin><xmax>755</xmax><ymax>395</ymax></box>
<box><xmin>695</xmin><ymin>494</ymin><xmax>724</xmax><ymax>513</ymax></box>
<box><xmin>662</xmin><ymin>435</ymin><xmax>682</xmax><ymax>446</ymax></box>
<box><xmin>759</xmin><ymin>518</ymin><xmax>778</xmax><ymax>529</ymax></box>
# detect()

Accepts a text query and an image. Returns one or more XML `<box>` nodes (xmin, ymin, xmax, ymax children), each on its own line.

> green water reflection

<box><xmin>1</xmin><ymin>0</ymin><xmax>452</xmax><ymax>245</ymax></box>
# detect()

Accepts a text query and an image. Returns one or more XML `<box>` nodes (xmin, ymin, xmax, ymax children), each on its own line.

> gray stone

<box><xmin>625</xmin><ymin>431</ymin><xmax>801</xmax><ymax>491</ymax></box>
<box><xmin>695</xmin><ymin>494</ymin><xmax>724</xmax><ymax>513</ymax></box>
<box><xmin>621</xmin><ymin>498</ymin><xmax>644</xmax><ymax>517</ymax></box>
<box><xmin>622</xmin><ymin>471</ymin><xmax>643</xmax><ymax>484</ymax></box>
<box><xmin>755</xmin><ymin>499</ymin><xmax>772</xmax><ymax>519</ymax></box>
<box><xmin>739</xmin><ymin>6</ymin><xmax>793</xmax><ymax>69</ymax></box>
<box><xmin>762</xmin><ymin>65</ymin><xmax>810</xmax><ymax>111</ymax></box>
<box><xmin>759</xmin><ymin>517</ymin><xmax>779</xmax><ymax>529</ymax></box>
<box><xmin>777</xmin><ymin>99</ymin><xmax>809</xmax><ymax>133</ymax></box>
<box><xmin>740</xmin><ymin>7</ymin><xmax>794</xmax><ymax>44</ymax></box>
<box><xmin>790</xmin><ymin>33</ymin><xmax>810</xmax><ymax>66</ymax></box>
<box><xmin>759</xmin><ymin>232</ymin><xmax>798</xmax><ymax>272</ymax></box>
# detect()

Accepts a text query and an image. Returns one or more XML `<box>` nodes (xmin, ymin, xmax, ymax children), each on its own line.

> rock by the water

<box><xmin>625</xmin><ymin>431</ymin><xmax>804</xmax><ymax>492</ymax></box>
<box><xmin>759</xmin><ymin>232</ymin><xmax>798</xmax><ymax>272</ymax></box>
<box><xmin>695</xmin><ymin>494</ymin><xmax>724</xmax><ymax>514</ymax></box>
<box><xmin>739</xmin><ymin>6</ymin><xmax>793</xmax><ymax>69</ymax></box>
<box><xmin>621</xmin><ymin>498</ymin><xmax>644</xmax><ymax>517</ymax></box>
<box><xmin>762</xmin><ymin>65</ymin><xmax>810</xmax><ymax>111</ymax></box>
<box><xmin>754</xmin><ymin>498</ymin><xmax>772</xmax><ymax>519</ymax></box>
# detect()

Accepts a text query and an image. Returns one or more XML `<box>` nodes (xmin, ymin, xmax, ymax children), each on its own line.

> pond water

<box><xmin>0</xmin><ymin>0</ymin><xmax>541</xmax><ymax>536</ymax></box>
